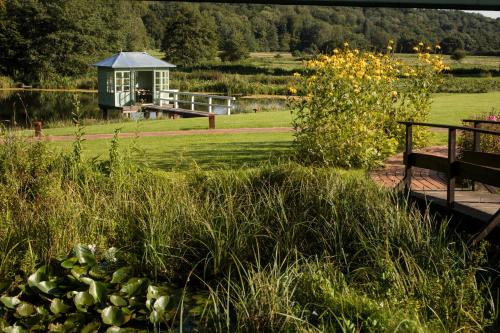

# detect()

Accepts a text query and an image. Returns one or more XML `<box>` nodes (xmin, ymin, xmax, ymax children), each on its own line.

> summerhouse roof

<box><xmin>93</xmin><ymin>52</ymin><xmax>176</xmax><ymax>69</ymax></box>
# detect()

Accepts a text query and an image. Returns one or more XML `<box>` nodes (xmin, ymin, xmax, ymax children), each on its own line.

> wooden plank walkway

<box><xmin>142</xmin><ymin>105</ymin><xmax>210</xmax><ymax>118</ymax></box>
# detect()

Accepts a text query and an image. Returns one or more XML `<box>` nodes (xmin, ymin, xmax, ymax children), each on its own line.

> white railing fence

<box><xmin>158</xmin><ymin>89</ymin><xmax>236</xmax><ymax>115</ymax></box>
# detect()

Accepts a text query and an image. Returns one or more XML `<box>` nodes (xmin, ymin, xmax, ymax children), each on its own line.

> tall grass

<box><xmin>0</xmin><ymin>134</ymin><xmax>497</xmax><ymax>331</ymax></box>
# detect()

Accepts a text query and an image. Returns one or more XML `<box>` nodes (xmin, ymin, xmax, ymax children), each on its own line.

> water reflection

<box><xmin>0</xmin><ymin>90</ymin><xmax>99</xmax><ymax>127</ymax></box>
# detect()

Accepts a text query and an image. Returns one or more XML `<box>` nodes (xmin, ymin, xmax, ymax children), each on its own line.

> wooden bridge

<box><xmin>399</xmin><ymin>120</ymin><xmax>499</xmax><ymax>243</ymax></box>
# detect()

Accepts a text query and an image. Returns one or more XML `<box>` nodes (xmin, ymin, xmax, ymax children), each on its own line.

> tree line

<box><xmin>0</xmin><ymin>1</ymin><xmax>499</xmax><ymax>83</ymax></box>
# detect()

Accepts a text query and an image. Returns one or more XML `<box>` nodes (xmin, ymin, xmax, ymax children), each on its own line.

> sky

<box><xmin>464</xmin><ymin>11</ymin><xmax>500</xmax><ymax>18</ymax></box>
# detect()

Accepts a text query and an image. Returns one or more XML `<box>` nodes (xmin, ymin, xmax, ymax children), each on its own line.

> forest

<box><xmin>0</xmin><ymin>1</ymin><xmax>499</xmax><ymax>83</ymax></box>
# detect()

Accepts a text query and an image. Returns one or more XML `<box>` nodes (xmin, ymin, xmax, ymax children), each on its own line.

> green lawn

<box><xmin>50</xmin><ymin>131</ymin><xmax>293</xmax><ymax>170</ymax></box>
<box><xmin>38</xmin><ymin>92</ymin><xmax>499</xmax><ymax>137</ymax></box>
<box><xmin>43</xmin><ymin>91</ymin><xmax>499</xmax><ymax>164</ymax></box>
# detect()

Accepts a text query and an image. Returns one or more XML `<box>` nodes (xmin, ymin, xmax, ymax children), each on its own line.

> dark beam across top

<box><xmin>188</xmin><ymin>0</ymin><xmax>500</xmax><ymax>10</ymax></box>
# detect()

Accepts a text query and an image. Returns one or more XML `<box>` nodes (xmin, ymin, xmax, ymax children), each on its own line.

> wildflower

<box><xmin>288</xmin><ymin>87</ymin><xmax>297</xmax><ymax>95</ymax></box>
<box><xmin>293</xmin><ymin>72</ymin><xmax>301</xmax><ymax>77</ymax></box>
<box><xmin>391</xmin><ymin>90</ymin><xmax>398</xmax><ymax>97</ymax></box>
<box><xmin>343</xmin><ymin>42</ymin><xmax>349</xmax><ymax>47</ymax></box>
<box><xmin>418</xmin><ymin>42</ymin><xmax>424</xmax><ymax>46</ymax></box>
<box><xmin>387</xmin><ymin>46</ymin><xmax>393</xmax><ymax>51</ymax></box>
<box><xmin>487</xmin><ymin>115</ymin><xmax>498</xmax><ymax>121</ymax></box>
<box><xmin>88</xmin><ymin>244</ymin><xmax>96</xmax><ymax>254</ymax></box>
<box><xmin>413</xmin><ymin>46</ymin><xmax>419</xmax><ymax>52</ymax></box>
<box><xmin>435</xmin><ymin>45</ymin><xmax>441</xmax><ymax>50</ymax></box>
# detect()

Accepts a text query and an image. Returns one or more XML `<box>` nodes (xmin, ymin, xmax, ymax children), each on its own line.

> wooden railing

<box><xmin>399</xmin><ymin>121</ymin><xmax>500</xmax><ymax>207</ymax></box>
<box><xmin>158</xmin><ymin>90</ymin><xmax>236</xmax><ymax>115</ymax></box>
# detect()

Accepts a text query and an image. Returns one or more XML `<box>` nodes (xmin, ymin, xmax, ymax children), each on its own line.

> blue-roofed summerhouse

<box><xmin>93</xmin><ymin>52</ymin><xmax>176</xmax><ymax>110</ymax></box>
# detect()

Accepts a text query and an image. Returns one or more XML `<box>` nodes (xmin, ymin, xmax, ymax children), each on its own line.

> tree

<box><xmin>450</xmin><ymin>49</ymin><xmax>467</xmax><ymax>61</ymax></box>
<box><xmin>161</xmin><ymin>5</ymin><xmax>218</xmax><ymax>65</ymax></box>
<box><xmin>440</xmin><ymin>36</ymin><xmax>465</xmax><ymax>55</ymax></box>
<box><xmin>220</xmin><ymin>31</ymin><xmax>249</xmax><ymax>62</ymax></box>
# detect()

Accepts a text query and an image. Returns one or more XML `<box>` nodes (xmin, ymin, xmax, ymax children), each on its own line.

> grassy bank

<box><xmin>0</xmin><ymin>136</ymin><xmax>498</xmax><ymax>331</ymax></box>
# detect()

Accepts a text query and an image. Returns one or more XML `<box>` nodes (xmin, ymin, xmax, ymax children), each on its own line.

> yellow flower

<box><xmin>391</xmin><ymin>90</ymin><xmax>398</xmax><ymax>97</ymax></box>
<box><xmin>418</xmin><ymin>42</ymin><xmax>424</xmax><ymax>46</ymax></box>
<box><xmin>435</xmin><ymin>45</ymin><xmax>441</xmax><ymax>50</ymax></box>
<box><xmin>412</xmin><ymin>46</ymin><xmax>419</xmax><ymax>52</ymax></box>
<box><xmin>293</xmin><ymin>72</ymin><xmax>301</xmax><ymax>77</ymax></box>
<box><xmin>288</xmin><ymin>87</ymin><xmax>297</xmax><ymax>95</ymax></box>
<box><xmin>343</xmin><ymin>42</ymin><xmax>349</xmax><ymax>47</ymax></box>
<box><xmin>387</xmin><ymin>46</ymin><xmax>393</xmax><ymax>51</ymax></box>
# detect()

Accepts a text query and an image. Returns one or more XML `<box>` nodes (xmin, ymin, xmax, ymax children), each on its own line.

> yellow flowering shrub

<box><xmin>290</xmin><ymin>42</ymin><xmax>447</xmax><ymax>168</ymax></box>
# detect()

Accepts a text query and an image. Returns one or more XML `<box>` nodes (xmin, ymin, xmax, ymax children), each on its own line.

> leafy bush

<box><xmin>451</xmin><ymin>49</ymin><xmax>467</xmax><ymax>62</ymax></box>
<box><xmin>0</xmin><ymin>76</ymin><xmax>14</xmax><ymax>89</ymax></box>
<box><xmin>458</xmin><ymin>111</ymin><xmax>500</xmax><ymax>154</ymax></box>
<box><xmin>289</xmin><ymin>42</ymin><xmax>447</xmax><ymax>168</ymax></box>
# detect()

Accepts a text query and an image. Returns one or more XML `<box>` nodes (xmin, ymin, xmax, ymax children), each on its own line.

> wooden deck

<box><xmin>397</xmin><ymin>121</ymin><xmax>500</xmax><ymax>243</ymax></box>
<box><xmin>142</xmin><ymin>105</ymin><xmax>210</xmax><ymax>118</ymax></box>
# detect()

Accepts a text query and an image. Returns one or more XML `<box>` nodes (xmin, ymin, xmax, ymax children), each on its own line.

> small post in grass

<box><xmin>447</xmin><ymin>128</ymin><xmax>457</xmax><ymax>208</ymax></box>
<box><xmin>208</xmin><ymin>113</ymin><xmax>215</xmax><ymax>130</ymax></box>
<box><xmin>404</xmin><ymin>123</ymin><xmax>413</xmax><ymax>192</ymax></box>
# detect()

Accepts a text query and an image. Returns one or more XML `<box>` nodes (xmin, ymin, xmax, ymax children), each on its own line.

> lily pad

<box><xmin>0</xmin><ymin>295</ymin><xmax>21</xmax><ymax>309</ymax></box>
<box><xmin>50</xmin><ymin>298</ymin><xmax>71</xmax><ymax>315</ymax></box>
<box><xmin>101</xmin><ymin>306</ymin><xmax>126</xmax><ymax>326</ymax></box>
<box><xmin>27</xmin><ymin>266</ymin><xmax>47</xmax><ymax>288</ymax></box>
<box><xmin>37</xmin><ymin>281</ymin><xmax>58</xmax><ymax>294</ymax></box>
<box><xmin>74</xmin><ymin>244</ymin><xmax>97</xmax><ymax>267</ymax></box>
<box><xmin>109</xmin><ymin>295</ymin><xmax>127</xmax><ymax>307</ymax></box>
<box><xmin>120</xmin><ymin>278</ymin><xmax>148</xmax><ymax>297</ymax></box>
<box><xmin>153</xmin><ymin>296</ymin><xmax>170</xmax><ymax>314</ymax></box>
<box><xmin>61</xmin><ymin>257</ymin><xmax>79</xmax><ymax>269</ymax></box>
<box><xmin>3</xmin><ymin>325</ymin><xmax>28</xmax><ymax>333</ymax></box>
<box><xmin>111</xmin><ymin>267</ymin><xmax>133</xmax><ymax>284</ymax></box>
<box><xmin>80</xmin><ymin>321</ymin><xmax>101</xmax><ymax>333</ymax></box>
<box><xmin>74</xmin><ymin>291</ymin><xmax>94</xmax><ymax>310</ymax></box>
<box><xmin>89</xmin><ymin>280</ymin><xmax>107</xmax><ymax>304</ymax></box>
<box><xmin>16</xmin><ymin>302</ymin><xmax>36</xmax><ymax>317</ymax></box>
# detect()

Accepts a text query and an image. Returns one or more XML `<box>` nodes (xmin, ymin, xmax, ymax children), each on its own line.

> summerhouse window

<box><xmin>155</xmin><ymin>71</ymin><xmax>169</xmax><ymax>92</ymax></box>
<box><xmin>106</xmin><ymin>72</ymin><xmax>114</xmax><ymax>93</ymax></box>
<box><xmin>115</xmin><ymin>71</ymin><xmax>130</xmax><ymax>92</ymax></box>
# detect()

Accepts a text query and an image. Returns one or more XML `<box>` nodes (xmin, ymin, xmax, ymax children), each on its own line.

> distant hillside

<box><xmin>1</xmin><ymin>1</ymin><xmax>498</xmax><ymax>83</ymax></box>
<box><xmin>145</xmin><ymin>3</ymin><xmax>500</xmax><ymax>55</ymax></box>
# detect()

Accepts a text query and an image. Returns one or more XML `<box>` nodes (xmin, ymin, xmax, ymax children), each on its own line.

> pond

<box><xmin>0</xmin><ymin>90</ymin><xmax>100</xmax><ymax>127</ymax></box>
<box><xmin>0</xmin><ymin>90</ymin><xmax>288</xmax><ymax>128</ymax></box>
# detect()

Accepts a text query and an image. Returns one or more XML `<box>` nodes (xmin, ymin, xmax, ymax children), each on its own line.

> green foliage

<box><xmin>290</xmin><ymin>45</ymin><xmax>442</xmax><ymax>168</ymax></box>
<box><xmin>458</xmin><ymin>111</ymin><xmax>500</xmax><ymax>155</ymax></box>
<box><xmin>220</xmin><ymin>31</ymin><xmax>250</xmax><ymax>62</ymax></box>
<box><xmin>0</xmin><ymin>134</ymin><xmax>497</xmax><ymax>331</ymax></box>
<box><xmin>0</xmin><ymin>245</ymin><xmax>211</xmax><ymax>331</ymax></box>
<box><xmin>0</xmin><ymin>0</ymin><xmax>150</xmax><ymax>82</ymax></box>
<box><xmin>451</xmin><ymin>49</ymin><xmax>467</xmax><ymax>62</ymax></box>
<box><xmin>161</xmin><ymin>5</ymin><xmax>218</xmax><ymax>66</ymax></box>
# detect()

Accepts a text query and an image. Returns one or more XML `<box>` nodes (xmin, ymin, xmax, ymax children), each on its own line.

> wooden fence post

<box><xmin>404</xmin><ymin>123</ymin><xmax>413</xmax><ymax>192</ymax></box>
<box><xmin>191</xmin><ymin>95</ymin><xmax>195</xmax><ymax>111</ymax></box>
<box><xmin>208</xmin><ymin>97</ymin><xmax>213</xmax><ymax>113</ymax></box>
<box><xmin>174</xmin><ymin>92</ymin><xmax>179</xmax><ymax>109</ymax></box>
<box><xmin>447</xmin><ymin>128</ymin><xmax>456</xmax><ymax>208</ymax></box>
<box><xmin>472</xmin><ymin>121</ymin><xmax>480</xmax><ymax>191</ymax></box>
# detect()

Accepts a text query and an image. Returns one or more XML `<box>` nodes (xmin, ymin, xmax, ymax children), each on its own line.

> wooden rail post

<box><xmin>208</xmin><ymin>97</ymin><xmax>213</xmax><ymax>113</ymax></box>
<box><xmin>472</xmin><ymin>121</ymin><xmax>480</xmax><ymax>191</ymax></box>
<box><xmin>447</xmin><ymin>128</ymin><xmax>457</xmax><ymax>207</ymax></box>
<box><xmin>191</xmin><ymin>95</ymin><xmax>195</xmax><ymax>111</ymax></box>
<box><xmin>404</xmin><ymin>123</ymin><xmax>413</xmax><ymax>192</ymax></box>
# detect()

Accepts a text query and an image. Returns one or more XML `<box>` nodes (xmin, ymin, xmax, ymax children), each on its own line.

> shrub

<box><xmin>289</xmin><ymin>42</ymin><xmax>447</xmax><ymax>168</ymax></box>
<box><xmin>451</xmin><ymin>49</ymin><xmax>467</xmax><ymax>62</ymax></box>
<box><xmin>0</xmin><ymin>76</ymin><xmax>14</xmax><ymax>88</ymax></box>
<box><xmin>458</xmin><ymin>110</ymin><xmax>500</xmax><ymax>155</ymax></box>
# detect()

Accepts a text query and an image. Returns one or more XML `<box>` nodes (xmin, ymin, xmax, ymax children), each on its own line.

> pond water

<box><xmin>0</xmin><ymin>90</ymin><xmax>100</xmax><ymax>127</ymax></box>
<box><xmin>0</xmin><ymin>90</ymin><xmax>288</xmax><ymax>127</ymax></box>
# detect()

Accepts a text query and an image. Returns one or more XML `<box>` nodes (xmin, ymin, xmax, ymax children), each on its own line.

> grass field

<box><xmin>39</xmin><ymin>91</ymin><xmax>499</xmax><ymax>169</ymax></box>
<box><xmin>49</xmin><ymin>131</ymin><xmax>293</xmax><ymax>170</ymax></box>
<box><xmin>37</xmin><ymin>91</ymin><xmax>499</xmax><ymax>135</ymax></box>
